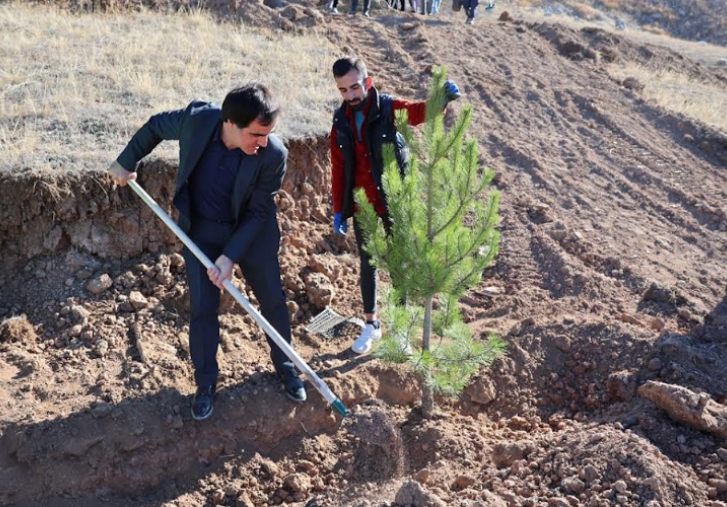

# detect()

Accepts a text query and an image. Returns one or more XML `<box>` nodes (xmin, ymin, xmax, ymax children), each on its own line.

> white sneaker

<box><xmin>396</xmin><ymin>336</ymin><xmax>413</xmax><ymax>356</ymax></box>
<box><xmin>352</xmin><ymin>323</ymin><xmax>382</xmax><ymax>354</ymax></box>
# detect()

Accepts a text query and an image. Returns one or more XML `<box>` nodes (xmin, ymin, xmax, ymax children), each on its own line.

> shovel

<box><xmin>127</xmin><ymin>179</ymin><xmax>349</xmax><ymax>417</ymax></box>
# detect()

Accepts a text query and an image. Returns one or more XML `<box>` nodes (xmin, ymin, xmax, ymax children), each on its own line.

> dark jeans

<box><xmin>350</xmin><ymin>0</ymin><xmax>371</xmax><ymax>12</ymax></box>
<box><xmin>353</xmin><ymin>214</ymin><xmax>395</xmax><ymax>315</ymax></box>
<box><xmin>353</xmin><ymin>218</ymin><xmax>377</xmax><ymax>315</ymax></box>
<box><xmin>463</xmin><ymin>0</ymin><xmax>479</xmax><ymax>18</ymax></box>
<box><xmin>183</xmin><ymin>218</ymin><xmax>295</xmax><ymax>388</ymax></box>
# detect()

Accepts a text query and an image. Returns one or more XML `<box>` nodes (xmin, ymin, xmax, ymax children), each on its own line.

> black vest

<box><xmin>332</xmin><ymin>88</ymin><xmax>409</xmax><ymax>219</ymax></box>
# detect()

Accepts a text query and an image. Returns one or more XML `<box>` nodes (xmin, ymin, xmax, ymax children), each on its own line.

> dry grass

<box><xmin>566</xmin><ymin>1</ymin><xmax>601</xmax><ymax>21</ymax></box>
<box><xmin>608</xmin><ymin>62</ymin><xmax>727</xmax><ymax>133</ymax></box>
<box><xmin>620</xmin><ymin>30</ymin><xmax>727</xmax><ymax>70</ymax></box>
<box><xmin>596</xmin><ymin>0</ymin><xmax>621</xmax><ymax>10</ymax></box>
<box><xmin>0</xmin><ymin>2</ymin><xmax>339</xmax><ymax>173</ymax></box>
<box><xmin>500</xmin><ymin>1</ymin><xmax>727</xmax><ymax>68</ymax></box>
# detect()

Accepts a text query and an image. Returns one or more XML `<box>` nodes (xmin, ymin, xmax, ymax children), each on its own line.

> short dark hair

<box><xmin>332</xmin><ymin>57</ymin><xmax>368</xmax><ymax>80</ymax></box>
<box><xmin>221</xmin><ymin>83</ymin><xmax>280</xmax><ymax>129</ymax></box>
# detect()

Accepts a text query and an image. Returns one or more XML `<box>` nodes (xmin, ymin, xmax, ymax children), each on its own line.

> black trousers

<box><xmin>353</xmin><ymin>218</ymin><xmax>377</xmax><ymax>315</ymax></box>
<box><xmin>350</xmin><ymin>0</ymin><xmax>371</xmax><ymax>12</ymax></box>
<box><xmin>463</xmin><ymin>0</ymin><xmax>479</xmax><ymax>18</ymax></box>
<box><xmin>183</xmin><ymin>218</ymin><xmax>295</xmax><ymax>388</ymax></box>
<box><xmin>353</xmin><ymin>214</ymin><xmax>394</xmax><ymax>316</ymax></box>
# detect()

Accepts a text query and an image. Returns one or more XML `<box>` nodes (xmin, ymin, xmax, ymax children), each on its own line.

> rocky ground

<box><xmin>3</xmin><ymin>1</ymin><xmax>727</xmax><ymax>507</ymax></box>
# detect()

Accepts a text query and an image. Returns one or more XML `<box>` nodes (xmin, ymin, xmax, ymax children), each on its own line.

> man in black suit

<box><xmin>108</xmin><ymin>84</ymin><xmax>306</xmax><ymax>421</ymax></box>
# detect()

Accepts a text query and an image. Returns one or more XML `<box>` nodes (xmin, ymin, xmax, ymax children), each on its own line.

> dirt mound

<box><xmin>3</xmin><ymin>3</ymin><xmax>727</xmax><ymax>507</ymax></box>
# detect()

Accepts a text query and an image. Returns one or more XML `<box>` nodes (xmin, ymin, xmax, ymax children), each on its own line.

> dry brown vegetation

<box><xmin>563</xmin><ymin>1</ymin><xmax>602</xmax><ymax>21</ymax></box>
<box><xmin>504</xmin><ymin>1</ymin><xmax>727</xmax><ymax>74</ymax></box>
<box><xmin>608</xmin><ymin>61</ymin><xmax>727</xmax><ymax>133</ymax></box>
<box><xmin>500</xmin><ymin>0</ymin><xmax>727</xmax><ymax>47</ymax></box>
<box><xmin>0</xmin><ymin>2</ymin><xmax>337</xmax><ymax>173</ymax></box>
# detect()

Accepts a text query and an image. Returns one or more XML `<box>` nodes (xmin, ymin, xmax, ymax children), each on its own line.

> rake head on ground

<box><xmin>305</xmin><ymin>307</ymin><xmax>365</xmax><ymax>339</ymax></box>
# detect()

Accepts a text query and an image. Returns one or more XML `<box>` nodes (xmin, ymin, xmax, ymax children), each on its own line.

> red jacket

<box><xmin>331</xmin><ymin>88</ymin><xmax>427</xmax><ymax>216</ymax></box>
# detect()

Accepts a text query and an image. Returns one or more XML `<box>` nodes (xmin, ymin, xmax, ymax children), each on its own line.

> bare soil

<box><xmin>3</xmin><ymin>2</ymin><xmax>727</xmax><ymax>507</ymax></box>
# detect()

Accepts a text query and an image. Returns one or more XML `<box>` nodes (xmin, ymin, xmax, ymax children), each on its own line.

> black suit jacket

<box><xmin>116</xmin><ymin>100</ymin><xmax>288</xmax><ymax>262</ymax></box>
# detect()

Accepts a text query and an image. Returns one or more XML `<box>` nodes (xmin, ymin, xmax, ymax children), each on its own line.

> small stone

<box><xmin>647</xmin><ymin>358</ymin><xmax>662</xmax><ymax>371</ymax></box>
<box><xmin>86</xmin><ymin>274</ymin><xmax>113</xmax><ymax>295</ymax></box>
<box><xmin>613</xmin><ymin>480</ymin><xmax>628</xmax><ymax>493</ymax></box>
<box><xmin>169</xmin><ymin>253</ymin><xmax>185</xmax><ymax>268</ymax></box>
<box><xmin>649</xmin><ymin>317</ymin><xmax>665</xmax><ymax>332</ymax></box>
<box><xmin>708</xmin><ymin>479</ymin><xmax>727</xmax><ymax>493</ymax></box>
<box><xmin>283</xmin><ymin>473</ymin><xmax>311</xmax><ymax>493</ymax></box>
<box><xmin>70</xmin><ymin>305</ymin><xmax>90</xmax><ymax>323</ymax></box>
<box><xmin>554</xmin><ymin>335</ymin><xmax>571</xmax><ymax>352</ymax></box>
<box><xmin>678</xmin><ymin>309</ymin><xmax>692</xmax><ymax>320</ymax></box>
<box><xmin>260</xmin><ymin>458</ymin><xmax>280</xmax><ymax>478</ymax></box>
<box><xmin>579</xmin><ymin>464</ymin><xmax>599</xmax><ymax>484</ymax></box>
<box><xmin>481</xmin><ymin>286</ymin><xmax>503</xmax><ymax>296</ymax></box>
<box><xmin>453</xmin><ymin>475</ymin><xmax>476</xmax><ymax>489</ymax></box>
<box><xmin>210</xmin><ymin>489</ymin><xmax>225</xmax><ymax>504</ymax></box>
<box><xmin>562</xmin><ymin>476</ymin><xmax>585</xmax><ymax>494</ymax></box>
<box><xmin>395</xmin><ymin>480</ymin><xmax>446</xmax><ymax>507</ymax></box>
<box><xmin>413</xmin><ymin>468</ymin><xmax>431</xmax><ymax>484</ymax></box>
<box><xmin>129</xmin><ymin>291</ymin><xmax>148</xmax><ymax>310</ymax></box>
<box><xmin>94</xmin><ymin>339</ymin><xmax>109</xmax><ymax>356</ymax></box>
<box><xmin>470</xmin><ymin>377</ymin><xmax>497</xmax><ymax>405</ymax></box>
<box><xmin>235</xmin><ymin>493</ymin><xmax>255</xmax><ymax>507</ymax></box>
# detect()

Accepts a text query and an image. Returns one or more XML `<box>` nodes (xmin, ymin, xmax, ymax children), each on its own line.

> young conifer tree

<box><xmin>354</xmin><ymin>67</ymin><xmax>506</xmax><ymax>418</ymax></box>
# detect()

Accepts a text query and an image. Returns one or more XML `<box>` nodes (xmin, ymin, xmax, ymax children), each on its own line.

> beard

<box><xmin>347</xmin><ymin>95</ymin><xmax>368</xmax><ymax>112</ymax></box>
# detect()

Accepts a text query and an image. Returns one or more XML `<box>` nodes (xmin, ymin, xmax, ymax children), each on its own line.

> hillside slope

<box><xmin>2</xmin><ymin>3</ymin><xmax>727</xmax><ymax>507</ymax></box>
<box><xmin>597</xmin><ymin>0</ymin><xmax>727</xmax><ymax>46</ymax></box>
<box><xmin>515</xmin><ymin>0</ymin><xmax>727</xmax><ymax>47</ymax></box>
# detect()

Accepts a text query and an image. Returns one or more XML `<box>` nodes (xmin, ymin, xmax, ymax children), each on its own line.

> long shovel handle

<box><xmin>127</xmin><ymin>179</ymin><xmax>348</xmax><ymax>417</ymax></box>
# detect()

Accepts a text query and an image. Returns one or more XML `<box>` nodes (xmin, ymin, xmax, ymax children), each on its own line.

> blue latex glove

<box><xmin>443</xmin><ymin>80</ymin><xmax>461</xmax><ymax>102</ymax></box>
<box><xmin>333</xmin><ymin>212</ymin><xmax>348</xmax><ymax>235</ymax></box>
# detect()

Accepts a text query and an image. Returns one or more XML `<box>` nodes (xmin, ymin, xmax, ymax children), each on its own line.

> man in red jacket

<box><xmin>329</xmin><ymin>56</ymin><xmax>460</xmax><ymax>355</ymax></box>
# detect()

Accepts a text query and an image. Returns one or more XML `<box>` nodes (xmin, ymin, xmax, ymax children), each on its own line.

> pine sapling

<box><xmin>355</xmin><ymin>67</ymin><xmax>506</xmax><ymax>418</ymax></box>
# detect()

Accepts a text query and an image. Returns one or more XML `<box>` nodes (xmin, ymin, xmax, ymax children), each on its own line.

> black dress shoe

<box><xmin>191</xmin><ymin>385</ymin><xmax>215</xmax><ymax>420</ymax></box>
<box><xmin>283</xmin><ymin>374</ymin><xmax>307</xmax><ymax>403</ymax></box>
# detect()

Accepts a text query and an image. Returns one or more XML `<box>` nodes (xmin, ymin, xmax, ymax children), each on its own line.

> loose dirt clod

<box><xmin>0</xmin><ymin>315</ymin><xmax>36</xmax><ymax>344</ymax></box>
<box><xmin>343</xmin><ymin>399</ymin><xmax>406</xmax><ymax>482</ymax></box>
